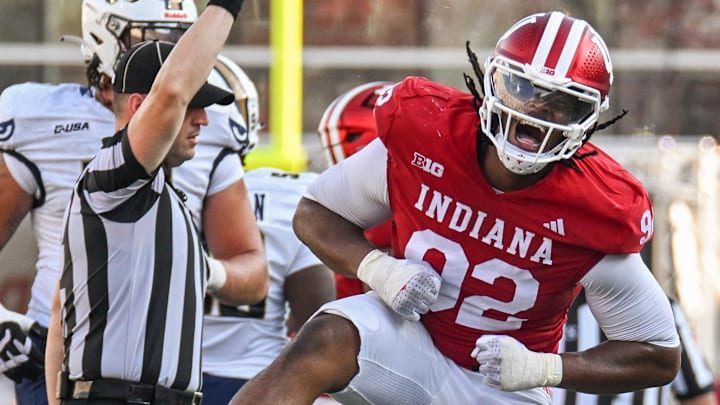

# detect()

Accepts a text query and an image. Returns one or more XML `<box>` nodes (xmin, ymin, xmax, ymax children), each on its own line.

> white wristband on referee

<box><xmin>206</xmin><ymin>257</ymin><xmax>228</xmax><ymax>292</ymax></box>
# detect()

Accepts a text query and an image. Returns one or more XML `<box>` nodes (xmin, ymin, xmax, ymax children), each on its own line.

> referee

<box><xmin>44</xmin><ymin>1</ymin><xmax>246</xmax><ymax>404</ymax></box>
<box><xmin>553</xmin><ymin>290</ymin><xmax>717</xmax><ymax>405</ymax></box>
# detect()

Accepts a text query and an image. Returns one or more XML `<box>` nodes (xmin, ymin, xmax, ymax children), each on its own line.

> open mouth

<box><xmin>511</xmin><ymin>121</ymin><xmax>544</xmax><ymax>152</ymax></box>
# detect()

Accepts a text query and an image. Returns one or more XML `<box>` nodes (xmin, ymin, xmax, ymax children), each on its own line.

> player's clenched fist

<box><xmin>357</xmin><ymin>249</ymin><xmax>441</xmax><ymax>321</ymax></box>
<box><xmin>472</xmin><ymin>334</ymin><xmax>563</xmax><ymax>391</ymax></box>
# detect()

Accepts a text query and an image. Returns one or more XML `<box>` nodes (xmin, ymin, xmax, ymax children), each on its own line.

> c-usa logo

<box><xmin>0</xmin><ymin>119</ymin><xmax>15</xmax><ymax>141</ymax></box>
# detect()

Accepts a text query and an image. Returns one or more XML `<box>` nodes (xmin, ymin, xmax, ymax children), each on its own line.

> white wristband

<box><xmin>206</xmin><ymin>257</ymin><xmax>228</xmax><ymax>292</ymax></box>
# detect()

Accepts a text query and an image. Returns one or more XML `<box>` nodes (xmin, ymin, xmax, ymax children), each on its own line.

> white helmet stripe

<box><xmin>530</xmin><ymin>11</ymin><xmax>565</xmax><ymax>70</ymax></box>
<box><xmin>554</xmin><ymin>21</ymin><xmax>586</xmax><ymax>78</ymax></box>
<box><xmin>319</xmin><ymin>96</ymin><xmax>344</xmax><ymax>163</ymax></box>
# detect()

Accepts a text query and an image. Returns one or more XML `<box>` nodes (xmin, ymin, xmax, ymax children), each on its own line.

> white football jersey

<box><xmin>170</xmin><ymin>101</ymin><xmax>249</xmax><ymax>228</ymax></box>
<box><xmin>201</xmin><ymin>167</ymin><xmax>324</xmax><ymax>379</ymax></box>
<box><xmin>0</xmin><ymin>82</ymin><xmax>114</xmax><ymax>327</ymax></box>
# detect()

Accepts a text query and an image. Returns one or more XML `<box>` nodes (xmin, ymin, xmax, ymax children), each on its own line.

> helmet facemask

<box><xmin>89</xmin><ymin>16</ymin><xmax>191</xmax><ymax>77</ymax></box>
<box><xmin>80</xmin><ymin>0</ymin><xmax>197</xmax><ymax>84</ymax></box>
<box><xmin>113</xmin><ymin>19</ymin><xmax>191</xmax><ymax>51</ymax></box>
<box><xmin>480</xmin><ymin>56</ymin><xmax>603</xmax><ymax>174</ymax></box>
<box><xmin>208</xmin><ymin>55</ymin><xmax>261</xmax><ymax>160</ymax></box>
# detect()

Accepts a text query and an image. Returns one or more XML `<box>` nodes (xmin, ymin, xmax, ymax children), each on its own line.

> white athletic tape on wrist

<box><xmin>356</xmin><ymin>249</ymin><xmax>418</xmax><ymax>302</ymax></box>
<box><xmin>206</xmin><ymin>257</ymin><xmax>228</xmax><ymax>292</ymax></box>
<box><xmin>473</xmin><ymin>335</ymin><xmax>562</xmax><ymax>390</ymax></box>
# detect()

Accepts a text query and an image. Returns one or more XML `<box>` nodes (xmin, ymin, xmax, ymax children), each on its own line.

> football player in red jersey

<box><xmin>317</xmin><ymin>81</ymin><xmax>395</xmax><ymax>299</ymax></box>
<box><xmin>231</xmin><ymin>11</ymin><xmax>681</xmax><ymax>405</ymax></box>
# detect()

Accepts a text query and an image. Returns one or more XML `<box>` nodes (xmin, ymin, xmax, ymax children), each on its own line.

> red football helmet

<box><xmin>317</xmin><ymin>81</ymin><xmax>395</xmax><ymax>166</ymax></box>
<box><xmin>480</xmin><ymin>11</ymin><xmax>613</xmax><ymax>174</ymax></box>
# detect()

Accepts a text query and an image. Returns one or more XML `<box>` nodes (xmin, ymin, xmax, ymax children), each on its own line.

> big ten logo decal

<box><xmin>411</xmin><ymin>152</ymin><xmax>444</xmax><ymax>178</ymax></box>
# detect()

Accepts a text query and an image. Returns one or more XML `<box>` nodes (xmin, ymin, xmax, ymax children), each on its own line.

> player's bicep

<box><xmin>203</xmin><ymin>178</ymin><xmax>262</xmax><ymax>259</ymax></box>
<box><xmin>305</xmin><ymin>138</ymin><xmax>391</xmax><ymax>229</ymax></box>
<box><xmin>580</xmin><ymin>253</ymin><xmax>679</xmax><ymax>348</ymax></box>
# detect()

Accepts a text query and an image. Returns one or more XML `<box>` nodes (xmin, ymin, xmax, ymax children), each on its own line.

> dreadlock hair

<box><xmin>558</xmin><ymin>108</ymin><xmax>629</xmax><ymax>171</ymax></box>
<box><xmin>464</xmin><ymin>41</ymin><xmax>484</xmax><ymax>107</ymax></box>
<box><xmin>464</xmin><ymin>41</ymin><xmax>492</xmax><ymax>159</ymax></box>
<box><xmin>463</xmin><ymin>41</ymin><xmax>629</xmax><ymax>172</ymax></box>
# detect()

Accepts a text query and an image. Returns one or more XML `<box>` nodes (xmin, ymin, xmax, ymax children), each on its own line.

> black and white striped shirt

<box><xmin>552</xmin><ymin>291</ymin><xmax>716</xmax><ymax>405</ymax></box>
<box><xmin>60</xmin><ymin>128</ymin><xmax>206</xmax><ymax>392</ymax></box>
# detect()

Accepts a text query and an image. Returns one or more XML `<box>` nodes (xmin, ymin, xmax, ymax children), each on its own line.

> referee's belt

<box><xmin>58</xmin><ymin>374</ymin><xmax>202</xmax><ymax>405</ymax></box>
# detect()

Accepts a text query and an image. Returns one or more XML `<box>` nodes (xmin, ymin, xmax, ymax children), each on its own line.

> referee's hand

<box><xmin>0</xmin><ymin>305</ymin><xmax>44</xmax><ymax>383</ymax></box>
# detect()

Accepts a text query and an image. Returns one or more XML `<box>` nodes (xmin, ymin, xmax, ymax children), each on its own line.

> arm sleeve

<box><xmin>580</xmin><ymin>253</ymin><xmax>679</xmax><ymax>348</ymax></box>
<box><xmin>304</xmin><ymin>138</ymin><xmax>391</xmax><ymax>229</ymax></box>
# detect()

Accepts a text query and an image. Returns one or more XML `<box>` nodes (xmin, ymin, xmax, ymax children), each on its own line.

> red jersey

<box><xmin>374</xmin><ymin>76</ymin><xmax>653</xmax><ymax>369</ymax></box>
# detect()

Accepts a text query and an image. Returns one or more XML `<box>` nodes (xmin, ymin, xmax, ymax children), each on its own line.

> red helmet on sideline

<box><xmin>318</xmin><ymin>81</ymin><xmax>395</xmax><ymax>166</ymax></box>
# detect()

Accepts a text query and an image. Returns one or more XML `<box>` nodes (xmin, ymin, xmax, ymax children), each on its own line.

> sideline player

<box><xmin>232</xmin><ymin>11</ymin><xmax>680</xmax><ymax>404</ymax></box>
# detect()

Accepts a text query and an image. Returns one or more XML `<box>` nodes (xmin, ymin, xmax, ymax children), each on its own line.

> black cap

<box><xmin>112</xmin><ymin>40</ymin><xmax>234</xmax><ymax>109</ymax></box>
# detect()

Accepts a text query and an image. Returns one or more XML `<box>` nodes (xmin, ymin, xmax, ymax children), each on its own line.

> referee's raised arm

<box><xmin>126</xmin><ymin>1</ymin><xmax>242</xmax><ymax>174</ymax></box>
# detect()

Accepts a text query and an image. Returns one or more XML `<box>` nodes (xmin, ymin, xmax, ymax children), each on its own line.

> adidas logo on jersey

<box><xmin>54</xmin><ymin>122</ymin><xmax>90</xmax><ymax>134</ymax></box>
<box><xmin>543</xmin><ymin>218</ymin><xmax>565</xmax><ymax>236</ymax></box>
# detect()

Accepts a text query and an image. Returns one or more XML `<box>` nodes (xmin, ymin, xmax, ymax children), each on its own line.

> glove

<box><xmin>0</xmin><ymin>305</ymin><xmax>44</xmax><ymax>383</ymax></box>
<box><xmin>472</xmin><ymin>334</ymin><xmax>562</xmax><ymax>391</ymax></box>
<box><xmin>356</xmin><ymin>249</ymin><xmax>441</xmax><ymax>321</ymax></box>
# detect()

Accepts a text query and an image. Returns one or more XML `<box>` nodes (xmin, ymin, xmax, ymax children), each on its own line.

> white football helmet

<box><xmin>81</xmin><ymin>0</ymin><xmax>197</xmax><ymax>80</ymax></box>
<box><xmin>479</xmin><ymin>11</ymin><xmax>613</xmax><ymax>174</ymax></box>
<box><xmin>207</xmin><ymin>55</ymin><xmax>260</xmax><ymax>158</ymax></box>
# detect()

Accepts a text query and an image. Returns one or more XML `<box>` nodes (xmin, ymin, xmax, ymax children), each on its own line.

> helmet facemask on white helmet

<box><xmin>80</xmin><ymin>0</ymin><xmax>198</xmax><ymax>85</ymax></box>
<box><xmin>207</xmin><ymin>55</ymin><xmax>261</xmax><ymax>159</ymax></box>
